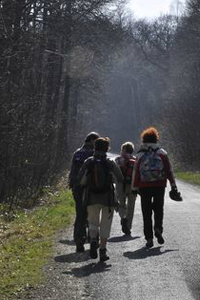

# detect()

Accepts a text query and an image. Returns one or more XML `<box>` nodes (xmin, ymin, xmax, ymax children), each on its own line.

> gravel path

<box><xmin>26</xmin><ymin>180</ymin><xmax>200</xmax><ymax>300</ymax></box>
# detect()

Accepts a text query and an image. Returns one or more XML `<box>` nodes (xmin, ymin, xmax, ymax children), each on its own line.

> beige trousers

<box><xmin>87</xmin><ymin>204</ymin><xmax>114</xmax><ymax>238</ymax></box>
<box><xmin>116</xmin><ymin>183</ymin><xmax>137</xmax><ymax>230</ymax></box>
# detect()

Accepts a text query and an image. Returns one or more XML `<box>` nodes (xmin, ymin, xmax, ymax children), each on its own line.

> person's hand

<box><xmin>169</xmin><ymin>186</ymin><xmax>182</xmax><ymax>201</ymax></box>
<box><xmin>171</xmin><ymin>185</ymin><xmax>177</xmax><ymax>191</ymax></box>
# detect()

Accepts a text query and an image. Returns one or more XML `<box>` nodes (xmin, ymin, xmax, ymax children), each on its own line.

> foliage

<box><xmin>0</xmin><ymin>0</ymin><xmax>120</xmax><ymax>207</ymax></box>
<box><xmin>160</xmin><ymin>0</ymin><xmax>200</xmax><ymax>169</ymax></box>
<box><xmin>176</xmin><ymin>172</ymin><xmax>200</xmax><ymax>186</ymax></box>
<box><xmin>0</xmin><ymin>189</ymin><xmax>74</xmax><ymax>300</ymax></box>
<box><xmin>1</xmin><ymin>0</ymin><xmax>200</xmax><ymax>208</ymax></box>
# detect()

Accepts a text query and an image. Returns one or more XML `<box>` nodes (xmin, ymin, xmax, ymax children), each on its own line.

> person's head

<box><xmin>121</xmin><ymin>142</ymin><xmax>134</xmax><ymax>154</ymax></box>
<box><xmin>141</xmin><ymin>127</ymin><xmax>159</xmax><ymax>143</ymax></box>
<box><xmin>94</xmin><ymin>137</ymin><xmax>110</xmax><ymax>153</ymax></box>
<box><xmin>85</xmin><ymin>132</ymin><xmax>100</xmax><ymax>144</ymax></box>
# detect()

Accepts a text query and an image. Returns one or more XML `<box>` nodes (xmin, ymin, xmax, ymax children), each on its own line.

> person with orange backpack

<box><xmin>115</xmin><ymin>142</ymin><xmax>137</xmax><ymax>236</ymax></box>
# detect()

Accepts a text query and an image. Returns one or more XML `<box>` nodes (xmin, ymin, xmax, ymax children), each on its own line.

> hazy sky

<box><xmin>126</xmin><ymin>0</ymin><xmax>185</xmax><ymax>19</ymax></box>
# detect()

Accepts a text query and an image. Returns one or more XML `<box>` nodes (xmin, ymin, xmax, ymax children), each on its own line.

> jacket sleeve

<box><xmin>78</xmin><ymin>160</ymin><xmax>89</xmax><ymax>186</ymax></box>
<box><xmin>110</xmin><ymin>160</ymin><xmax>124</xmax><ymax>183</ymax></box>
<box><xmin>161</xmin><ymin>153</ymin><xmax>176</xmax><ymax>187</ymax></box>
<box><xmin>68</xmin><ymin>154</ymin><xmax>76</xmax><ymax>187</ymax></box>
<box><xmin>131</xmin><ymin>156</ymin><xmax>140</xmax><ymax>190</ymax></box>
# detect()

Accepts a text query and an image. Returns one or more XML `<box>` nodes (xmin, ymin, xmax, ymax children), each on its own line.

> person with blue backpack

<box><xmin>132</xmin><ymin>127</ymin><xmax>181</xmax><ymax>248</ymax></box>
<box><xmin>69</xmin><ymin>132</ymin><xmax>100</xmax><ymax>252</ymax></box>
<box><xmin>79</xmin><ymin>137</ymin><xmax>123</xmax><ymax>262</ymax></box>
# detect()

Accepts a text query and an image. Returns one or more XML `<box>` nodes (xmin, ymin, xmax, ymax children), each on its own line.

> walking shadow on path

<box><xmin>59</xmin><ymin>239</ymin><xmax>75</xmax><ymax>246</ymax></box>
<box><xmin>124</xmin><ymin>246</ymin><xmax>178</xmax><ymax>260</ymax></box>
<box><xmin>55</xmin><ymin>250</ymin><xmax>91</xmax><ymax>263</ymax></box>
<box><xmin>108</xmin><ymin>235</ymin><xmax>140</xmax><ymax>243</ymax></box>
<box><xmin>63</xmin><ymin>262</ymin><xmax>112</xmax><ymax>277</ymax></box>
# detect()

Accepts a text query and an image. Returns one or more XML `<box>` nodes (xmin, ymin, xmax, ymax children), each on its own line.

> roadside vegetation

<box><xmin>0</xmin><ymin>187</ymin><xmax>74</xmax><ymax>300</ymax></box>
<box><xmin>0</xmin><ymin>168</ymin><xmax>199</xmax><ymax>300</ymax></box>
<box><xmin>176</xmin><ymin>172</ymin><xmax>200</xmax><ymax>186</ymax></box>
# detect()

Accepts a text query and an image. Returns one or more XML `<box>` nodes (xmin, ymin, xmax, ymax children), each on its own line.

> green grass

<box><xmin>176</xmin><ymin>171</ymin><xmax>200</xmax><ymax>186</ymax></box>
<box><xmin>0</xmin><ymin>189</ymin><xmax>74</xmax><ymax>300</ymax></box>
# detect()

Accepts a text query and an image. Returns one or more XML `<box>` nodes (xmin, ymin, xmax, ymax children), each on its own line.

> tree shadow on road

<box><xmin>55</xmin><ymin>250</ymin><xmax>91</xmax><ymax>263</ymax></box>
<box><xmin>124</xmin><ymin>246</ymin><xmax>178</xmax><ymax>260</ymax></box>
<box><xmin>108</xmin><ymin>235</ymin><xmax>140</xmax><ymax>243</ymax></box>
<box><xmin>63</xmin><ymin>262</ymin><xmax>112</xmax><ymax>277</ymax></box>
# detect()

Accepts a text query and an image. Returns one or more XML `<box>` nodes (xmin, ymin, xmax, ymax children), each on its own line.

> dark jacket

<box><xmin>79</xmin><ymin>151</ymin><xmax>124</xmax><ymax>207</ymax></box>
<box><xmin>68</xmin><ymin>142</ymin><xmax>94</xmax><ymax>187</ymax></box>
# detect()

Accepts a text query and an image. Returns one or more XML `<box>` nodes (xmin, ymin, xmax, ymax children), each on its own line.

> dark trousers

<box><xmin>140</xmin><ymin>187</ymin><xmax>165</xmax><ymax>241</ymax></box>
<box><xmin>72</xmin><ymin>186</ymin><xmax>87</xmax><ymax>245</ymax></box>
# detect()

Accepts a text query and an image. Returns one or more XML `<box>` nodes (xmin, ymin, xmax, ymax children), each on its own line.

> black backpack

<box><xmin>87</xmin><ymin>158</ymin><xmax>113</xmax><ymax>193</ymax></box>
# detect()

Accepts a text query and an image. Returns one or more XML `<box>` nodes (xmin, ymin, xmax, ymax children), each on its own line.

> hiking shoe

<box><xmin>146</xmin><ymin>239</ymin><xmax>154</xmax><ymax>248</ymax></box>
<box><xmin>125</xmin><ymin>229</ymin><xmax>131</xmax><ymax>236</ymax></box>
<box><xmin>99</xmin><ymin>248</ymin><xmax>109</xmax><ymax>262</ymax></box>
<box><xmin>155</xmin><ymin>229</ymin><xmax>165</xmax><ymax>245</ymax></box>
<box><xmin>90</xmin><ymin>240</ymin><xmax>98</xmax><ymax>259</ymax></box>
<box><xmin>76</xmin><ymin>243</ymin><xmax>85</xmax><ymax>253</ymax></box>
<box><xmin>157</xmin><ymin>235</ymin><xmax>165</xmax><ymax>245</ymax></box>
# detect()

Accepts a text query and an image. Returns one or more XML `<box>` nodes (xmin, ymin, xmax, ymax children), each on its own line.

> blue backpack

<box><xmin>139</xmin><ymin>148</ymin><xmax>165</xmax><ymax>182</ymax></box>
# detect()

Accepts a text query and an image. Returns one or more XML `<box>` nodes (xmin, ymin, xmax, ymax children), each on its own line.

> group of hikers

<box><xmin>68</xmin><ymin>127</ymin><xmax>182</xmax><ymax>262</ymax></box>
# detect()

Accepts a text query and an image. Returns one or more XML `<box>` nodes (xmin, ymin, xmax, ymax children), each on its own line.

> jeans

<box><xmin>140</xmin><ymin>186</ymin><xmax>165</xmax><ymax>240</ymax></box>
<box><xmin>72</xmin><ymin>186</ymin><xmax>87</xmax><ymax>245</ymax></box>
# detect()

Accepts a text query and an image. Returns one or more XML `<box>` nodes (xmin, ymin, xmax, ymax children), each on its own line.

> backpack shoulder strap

<box><xmin>138</xmin><ymin>146</ymin><xmax>160</xmax><ymax>153</ymax></box>
<box><xmin>87</xmin><ymin>157</ymin><xmax>95</xmax><ymax>171</ymax></box>
<box><xmin>152</xmin><ymin>147</ymin><xmax>160</xmax><ymax>152</ymax></box>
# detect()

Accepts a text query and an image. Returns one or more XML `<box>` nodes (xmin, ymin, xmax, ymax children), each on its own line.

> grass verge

<box><xmin>0</xmin><ymin>189</ymin><xmax>74</xmax><ymax>300</ymax></box>
<box><xmin>176</xmin><ymin>171</ymin><xmax>200</xmax><ymax>186</ymax></box>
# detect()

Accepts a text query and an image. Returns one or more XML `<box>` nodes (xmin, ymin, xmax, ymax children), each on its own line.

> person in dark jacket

<box><xmin>69</xmin><ymin>132</ymin><xmax>99</xmax><ymax>252</ymax></box>
<box><xmin>132</xmin><ymin>127</ymin><xmax>180</xmax><ymax>248</ymax></box>
<box><xmin>79</xmin><ymin>137</ymin><xmax>123</xmax><ymax>262</ymax></box>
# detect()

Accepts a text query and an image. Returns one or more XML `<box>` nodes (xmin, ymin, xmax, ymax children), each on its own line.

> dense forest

<box><xmin>0</xmin><ymin>0</ymin><xmax>199</xmax><ymax>207</ymax></box>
